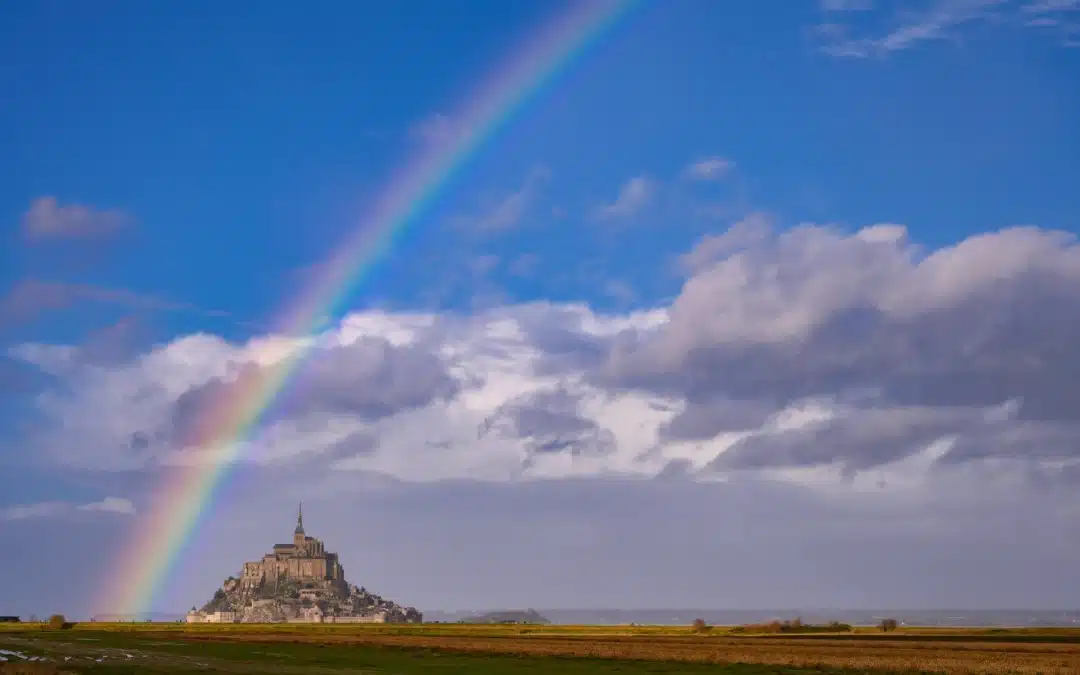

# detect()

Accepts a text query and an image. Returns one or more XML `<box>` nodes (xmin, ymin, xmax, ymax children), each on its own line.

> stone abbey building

<box><xmin>239</xmin><ymin>503</ymin><xmax>346</xmax><ymax>592</ymax></box>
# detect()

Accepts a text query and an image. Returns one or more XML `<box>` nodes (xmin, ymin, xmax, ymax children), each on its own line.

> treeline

<box><xmin>731</xmin><ymin>618</ymin><xmax>854</xmax><ymax>634</ymax></box>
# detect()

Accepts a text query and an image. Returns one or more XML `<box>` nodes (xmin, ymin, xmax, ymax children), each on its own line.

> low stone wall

<box><xmin>325</xmin><ymin>615</ymin><xmax>387</xmax><ymax>624</ymax></box>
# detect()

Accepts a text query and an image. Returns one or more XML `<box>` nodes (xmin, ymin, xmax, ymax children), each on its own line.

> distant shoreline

<box><xmin>82</xmin><ymin>608</ymin><xmax>1080</xmax><ymax>628</ymax></box>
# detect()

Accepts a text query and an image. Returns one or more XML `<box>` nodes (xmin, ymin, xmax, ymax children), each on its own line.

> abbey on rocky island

<box><xmin>187</xmin><ymin>504</ymin><xmax>422</xmax><ymax>624</ymax></box>
<box><xmin>238</xmin><ymin>503</ymin><xmax>346</xmax><ymax>592</ymax></box>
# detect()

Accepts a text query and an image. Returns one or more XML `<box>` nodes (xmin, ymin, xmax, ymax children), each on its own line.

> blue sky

<box><xmin>3</xmin><ymin>0</ymin><xmax>1080</xmax><ymax>618</ymax></box>
<box><xmin>5</xmin><ymin>0</ymin><xmax>1078</xmax><ymax>335</ymax></box>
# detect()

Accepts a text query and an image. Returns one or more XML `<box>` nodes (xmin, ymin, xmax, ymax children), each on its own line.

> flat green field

<box><xmin>3</xmin><ymin>623</ymin><xmax>1080</xmax><ymax>674</ymax></box>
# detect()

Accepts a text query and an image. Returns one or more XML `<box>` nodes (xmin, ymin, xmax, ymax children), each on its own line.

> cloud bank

<box><xmin>11</xmin><ymin>220</ymin><xmax>1080</xmax><ymax>491</ymax></box>
<box><xmin>6</xmin><ymin>218</ymin><xmax>1080</xmax><ymax>615</ymax></box>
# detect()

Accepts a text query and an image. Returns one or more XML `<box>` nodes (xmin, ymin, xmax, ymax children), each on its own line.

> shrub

<box><xmin>880</xmin><ymin>618</ymin><xmax>899</xmax><ymax>632</ymax></box>
<box><xmin>690</xmin><ymin>618</ymin><xmax>711</xmax><ymax>633</ymax></box>
<box><xmin>47</xmin><ymin>614</ymin><xmax>70</xmax><ymax>629</ymax></box>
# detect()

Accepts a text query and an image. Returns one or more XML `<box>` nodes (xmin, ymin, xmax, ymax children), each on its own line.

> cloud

<box><xmin>169</xmin><ymin>336</ymin><xmax>460</xmax><ymax>444</ymax></box>
<box><xmin>471</xmin><ymin>255</ymin><xmax>500</xmax><ymax>276</ymax></box>
<box><xmin>452</xmin><ymin>168</ymin><xmax>549</xmax><ymax>233</ymax></box>
<box><xmin>601</xmin><ymin>279</ymin><xmax>637</xmax><ymax>306</ymax></box>
<box><xmin>816</xmin><ymin>0</ymin><xmax>1079</xmax><ymax>57</ymax></box>
<box><xmin>409</xmin><ymin>113</ymin><xmax>468</xmax><ymax>146</ymax></box>
<box><xmin>9</xmin><ymin>223</ymin><xmax>1080</xmax><ymax>615</ymax></box>
<box><xmin>0</xmin><ymin>279</ymin><xmax>256</xmax><ymax>330</ymax></box>
<box><xmin>682</xmin><ymin>157</ymin><xmax>734</xmax><ymax>182</ymax></box>
<box><xmin>821</xmin><ymin>0</ymin><xmax>874</xmax><ymax>9</ymax></box>
<box><xmin>0</xmin><ymin>502</ymin><xmax>68</xmax><ymax>521</ymax></box>
<box><xmin>10</xmin><ymin>222</ymin><xmax>1080</xmax><ymax>495</ymax></box>
<box><xmin>479</xmin><ymin>387</ymin><xmax>617</xmax><ymax>466</ymax></box>
<box><xmin>509</xmin><ymin>253</ymin><xmax>540</xmax><ymax>278</ymax></box>
<box><xmin>2</xmin><ymin>280</ymin><xmax>181</xmax><ymax>318</ymax></box>
<box><xmin>1021</xmin><ymin>0</ymin><xmax>1080</xmax><ymax>44</ymax></box>
<box><xmin>11</xmin><ymin>471</ymin><xmax>1080</xmax><ymax>618</ymax></box>
<box><xmin>1023</xmin><ymin>0</ymin><xmax>1080</xmax><ymax>12</ymax></box>
<box><xmin>22</xmin><ymin>196</ymin><xmax>128</xmax><ymax>241</ymax></box>
<box><xmin>1</xmin><ymin>497</ymin><xmax>135</xmax><ymax>521</ymax></box>
<box><xmin>594</xmin><ymin>176</ymin><xmax>654</xmax><ymax>220</ymax></box>
<box><xmin>676</xmin><ymin>213</ymin><xmax>772</xmax><ymax>274</ymax></box>
<box><xmin>76</xmin><ymin>497</ymin><xmax>136</xmax><ymax>515</ymax></box>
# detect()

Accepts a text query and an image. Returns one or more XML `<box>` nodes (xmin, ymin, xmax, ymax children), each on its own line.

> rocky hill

<box><xmin>198</xmin><ymin>575</ymin><xmax>421</xmax><ymax>623</ymax></box>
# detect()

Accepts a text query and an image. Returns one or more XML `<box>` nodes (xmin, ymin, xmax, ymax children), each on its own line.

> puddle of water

<box><xmin>0</xmin><ymin>649</ymin><xmax>50</xmax><ymax>663</ymax></box>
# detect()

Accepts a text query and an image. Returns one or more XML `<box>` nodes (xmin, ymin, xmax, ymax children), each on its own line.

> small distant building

<box><xmin>0</xmin><ymin>616</ymin><xmax>20</xmax><ymax>623</ymax></box>
<box><xmin>185</xmin><ymin>610</ymin><xmax>237</xmax><ymax>624</ymax></box>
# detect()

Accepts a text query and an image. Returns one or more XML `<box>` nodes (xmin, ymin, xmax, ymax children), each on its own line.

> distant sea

<box><xmin>423</xmin><ymin>609</ymin><xmax>1080</xmax><ymax>627</ymax></box>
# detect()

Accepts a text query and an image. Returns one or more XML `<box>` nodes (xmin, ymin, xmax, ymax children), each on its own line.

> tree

<box><xmin>48</xmin><ymin>614</ymin><xmax>68</xmax><ymax>629</ymax></box>
<box><xmin>880</xmin><ymin>618</ymin><xmax>898</xmax><ymax>632</ymax></box>
<box><xmin>691</xmin><ymin>618</ymin><xmax>711</xmax><ymax>633</ymax></box>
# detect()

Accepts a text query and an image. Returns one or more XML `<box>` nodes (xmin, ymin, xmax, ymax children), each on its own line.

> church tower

<box><xmin>293</xmin><ymin>502</ymin><xmax>306</xmax><ymax>552</ymax></box>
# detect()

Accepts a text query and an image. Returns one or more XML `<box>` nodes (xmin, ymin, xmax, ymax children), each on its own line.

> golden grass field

<box><xmin>4</xmin><ymin>621</ymin><xmax>1080</xmax><ymax>674</ymax></box>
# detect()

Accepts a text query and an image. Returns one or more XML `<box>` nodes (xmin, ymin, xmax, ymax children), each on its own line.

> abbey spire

<box><xmin>295</xmin><ymin>501</ymin><xmax>305</xmax><ymax>535</ymax></box>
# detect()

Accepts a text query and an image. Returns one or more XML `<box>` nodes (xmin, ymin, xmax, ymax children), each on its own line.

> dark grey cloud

<box><xmin>659</xmin><ymin>398</ymin><xmax>777</xmax><ymax>441</ymax></box>
<box><xmin>479</xmin><ymin>388</ymin><xmax>616</xmax><ymax>459</ymax></box>
<box><xmin>170</xmin><ymin>337</ymin><xmax>458</xmax><ymax>448</ymax></box>
<box><xmin>943</xmin><ymin>420</ymin><xmax>1080</xmax><ymax>464</ymax></box>
<box><xmin>594</xmin><ymin>224</ymin><xmax>1080</xmax><ymax>475</ymax></box>
<box><xmin>286</xmin><ymin>338</ymin><xmax>459</xmax><ymax>417</ymax></box>
<box><xmin>504</xmin><ymin>304</ymin><xmax>615</xmax><ymax>374</ymax></box>
<box><xmin>319</xmin><ymin>431</ymin><xmax>380</xmax><ymax>465</ymax></box>
<box><xmin>708</xmin><ymin>404</ymin><xmax>992</xmax><ymax>474</ymax></box>
<box><xmin>9</xmin><ymin>470</ymin><xmax>1079</xmax><ymax>618</ymax></box>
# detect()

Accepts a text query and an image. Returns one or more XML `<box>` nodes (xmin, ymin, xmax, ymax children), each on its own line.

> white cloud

<box><xmin>1</xmin><ymin>497</ymin><xmax>135</xmax><ymax>521</ymax></box>
<box><xmin>1023</xmin><ymin>0</ymin><xmax>1080</xmax><ymax>12</ymax></box>
<box><xmin>76</xmin><ymin>497</ymin><xmax>136</xmax><ymax>515</ymax></box>
<box><xmin>817</xmin><ymin>0</ymin><xmax>1079</xmax><ymax>57</ymax></box>
<box><xmin>11</xmin><ymin>222</ymin><xmax>1080</xmax><ymax>500</ymax></box>
<box><xmin>22</xmin><ymin>196</ymin><xmax>128</xmax><ymax>240</ymax></box>
<box><xmin>594</xmin><ymin>176</ymin><xmax>654</xmax><ymax>220</ymax></box>
<box><xmin>682</xmin><ymin>157</ymin><xmax>734</xmax><ymax>181</ymax></box>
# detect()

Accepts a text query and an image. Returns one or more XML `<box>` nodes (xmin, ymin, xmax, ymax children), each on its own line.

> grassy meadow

<box><xmin>3</xmin><ymin>621</ymin><xmax>1080</xmax><ymax>674</ymax></box>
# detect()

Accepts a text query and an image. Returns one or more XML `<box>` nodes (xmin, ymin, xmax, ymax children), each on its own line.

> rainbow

<box><xmin>98</xmin><ymin>0</ymin><xmax>641</xmax><ymax>617</ymax></box>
